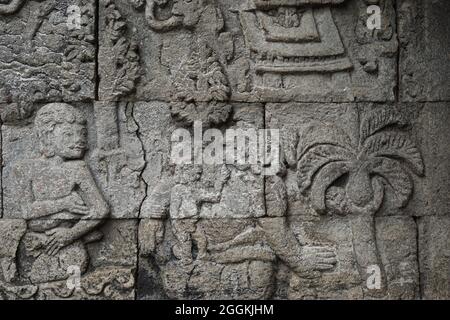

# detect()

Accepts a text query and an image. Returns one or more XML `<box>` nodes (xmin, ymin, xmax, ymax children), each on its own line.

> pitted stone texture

<box><xmin>0</xmin><ymin>0</ymin><xmax>96</xmax><ymax>104</ymax></box>
<box><xmin>138</xmin><ymin>215</ymin><xmax>418</xmax><ymax>300</ymax></box>
<box><xmin>266</xmin><ymin>103</ymin><xmax>424</xmax><ymax>298</ymax></box>
<box><xmin>0</xmin><ymin>219</ymin><xmax>137</xmax><ymax>300</ymax></box>
<box><xmin>133</xmin><ymin>101</ymin><xmax>265</xmax><ymax>220</ymax></box>
<box><xmin>399</xmin><ymin>0</ymin><xmax>450</xmax><ymax>102</ymax></box>
<box><xmin>418</xmin><ymin>216</ymin><xmax>450</xmax><ymax>300</ymax></box>
<box><xmin>281</xmin><ymin>215</ymin><xmax>419</xmax><ymax>299</ymax></box>
<box><xmin>0</xmin><ymin>119</ymin><xmax>2</xmax><ymax>218</ymax></box>
<box><xmin>266</xmin><ymin>103</ymin><xmax>426</xmax><ymax>216</ymax></box>
<box><xmin>1</xmin><ymin>102</ymin><xmax>145</xmax><ymax>219</ymax></box>
<box><xmin>99</xmin><ymin>0</ymin><xmax>397</xmax><ymax>103</ymax></box>
<box><xmin>405</xmin><ymin>103</ymin><xmax>450</xmax><ymax>216</ymax></box>
<box><xmin>138</xmin><ymin>218</ymin><xmax>277</xmax><ymax>300</ymax></box>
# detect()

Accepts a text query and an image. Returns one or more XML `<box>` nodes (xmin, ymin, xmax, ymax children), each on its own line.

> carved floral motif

<box><xmin>100</xmin><ymin>0</ymin><xmax>141</xmax><ymax>100</ymax></box>
<box><xmin>170</xmin><ymin>40</ymin><xmax>232</xmax><ymax>127</ymax></box>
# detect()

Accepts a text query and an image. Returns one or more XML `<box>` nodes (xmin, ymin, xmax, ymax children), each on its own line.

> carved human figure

<box><xmin>142</xmin><ymin>162</ymin><xmax>337</xmax><ymax>298</ymax></box>
<box><xmin>169</xmin><ymin>164</ymin><xmax>229</xmax><ymax>263</ymax></box>
<box><xmin>12</xmin><ymin>103</ymin><xmax>109</xmax><ymax>284</ymax></box>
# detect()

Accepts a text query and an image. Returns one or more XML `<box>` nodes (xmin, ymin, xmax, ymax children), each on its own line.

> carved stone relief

<box><xmin>98</xmin><ymin>0</ymin><xmax>398</xmax><ymax>103</ymax></box>
<box><xmin>266</xmin><ymin>103</ymin><xmax>425</xmax><ymax>299</ymax></box>
<box><xmin>0</xmin><ymin>0</ymin><xmax>449</xmax><ymax>300</ymax></box>
<box><xmin>0</xmin><ymin>103</ymin><xmax>138</xmax><ymax>299</ymax></box>
<box><xmin>0</xmin><ymin>0</ymin><xmax>96</xmax><ymax>104</ymax></box>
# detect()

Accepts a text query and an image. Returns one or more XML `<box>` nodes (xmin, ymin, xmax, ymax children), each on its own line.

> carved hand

<box><xmin>44</xmin><ymin>227</ymin><xmax>77</xmax><ymax>256</ymax></box>
<box><xmin>60</xmin><ymin>191</ymin><xmax>90</xmax><ymax>216</ymax></box>
<box><xmin>294</xmin><ymin>245</ymin><xmax>337</xmax><ymax>277</ymax></box>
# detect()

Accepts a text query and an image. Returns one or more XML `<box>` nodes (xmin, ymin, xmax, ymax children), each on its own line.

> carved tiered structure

<box><xmin>241</xmin><ymin>0</ymin><xmax>352</xmax><ymax>73</ymax></box>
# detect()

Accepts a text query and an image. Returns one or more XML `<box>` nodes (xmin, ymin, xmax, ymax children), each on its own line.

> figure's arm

<box><xmin>68</xmin><ymin>162</ymin><xmax>109</xmax><ymax>240</ymax></box>
<box><xmin>258</xmin><ymin>217</ymin><xmax>337</xmax><ymax>277</ymax></box>
<box><xmin>208</xmin><ymin>226</ymin><xmax>265</xmax><ymax>252</ymax></box>
<box><xmin>14</xmin><ymin>166</ymin><xmax>81</xmax><ymax>219</ymax></box>
<box><xmin>197</xmin><ymin>189</ymin><xmax>221</xmax><ymax>203</ymax></box>
<box><xmin>258</xmin><ymin>217</ymin><xmax>302</xmax><ymax>267</ymax></box>
<box><xmin>26</xmin><ymin>199</ymin><xmax>67</xmax><ymax>219</ymax></box>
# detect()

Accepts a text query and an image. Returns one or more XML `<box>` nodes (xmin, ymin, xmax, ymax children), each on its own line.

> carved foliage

<box><xmin>100</xmin><ymin>0</ymin><xmax>140</xmax><ymax>100</ymax></box>
<box><xmin>170</xmin><ymin>41</ymin><xmax>232</xmax><ymax>127</ymax></box>
<box><xmin>298</xmin><ymin>108</ymin><xmax>424</xmax><ymax>216</ymax></box>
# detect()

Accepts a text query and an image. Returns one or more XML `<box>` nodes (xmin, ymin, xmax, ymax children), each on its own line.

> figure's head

<box><xmin>35</xmin><ymin>103</ymin><xmax>87</xmax><ymax>159</ymax></box>
<box><xmin>171</xmin><ymin>0</ymin><xmax>205</xmax><ymax>28</ymax></box>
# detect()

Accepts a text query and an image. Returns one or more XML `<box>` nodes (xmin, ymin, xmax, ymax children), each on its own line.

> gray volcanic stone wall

<box><xmin>0</xmin><ymin>0</ymin><xmax>448</xmax><ymax>300</ymax></box>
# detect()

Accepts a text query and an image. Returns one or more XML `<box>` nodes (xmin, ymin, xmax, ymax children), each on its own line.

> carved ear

<box><xmin>38</xmin><ymin>127</ymin><xmax>56</xmax><ymax>157</ymax></box>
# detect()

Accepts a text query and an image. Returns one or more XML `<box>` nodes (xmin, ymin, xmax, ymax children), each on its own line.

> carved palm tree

<box><xmin>297</xmin><ymin>108</ymin><xmax>424</xmax><ymax>294</ymax></box>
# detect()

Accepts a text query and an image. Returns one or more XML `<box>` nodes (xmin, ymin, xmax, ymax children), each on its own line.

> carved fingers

<box><xmin>303</xmin><ymin>245</ymin><xmax>338</xmax><ymax>271</ymax></box>
<box><xmin>62</xmin><ymin>191</ymin><xmax>90</xmax><ymax>215</ymax></box>
<box><xmin>44</xmin><ymin>228</ymin><xmax>75</xmax><ymax>256</ymax></box>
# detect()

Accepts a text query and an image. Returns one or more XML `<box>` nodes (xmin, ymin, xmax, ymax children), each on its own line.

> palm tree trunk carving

<box><xmin>295</xmin><ymin>108</ymin><xmax>424</xmax><ymax>296</ymax></box>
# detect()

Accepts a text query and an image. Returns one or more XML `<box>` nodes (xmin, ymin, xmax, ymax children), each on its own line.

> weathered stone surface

<box><xmin>267</xmin><ymin>102</ymin><xmax>426</xmax><ymax>216</ymax></box>
<box><xmin>399</xmin><ymin>0</ymin><xmax>450</xmax><ymax>101</ymax></box>
<box><xmin>1</xmin><ymin>102</ymin><xmax>146</xmax><ymax>219</ymax></box>
<box><xmin>283</xmin><ymin>215</ymin><xmax>419</xmax><ymax>299</ymax></box>
<box><xmin>0</xmin><ymin>0</ymin><xmax>96</xmax><ymax>104</ymax></box>
<box><xmin>134</xmin><ymin>101</ymin><xmax>266</xmax><ymax>220</ymax></box>
<box><xmin>0</xmin><ymin>219</ymin><xmax>137</xmax><ymax>300</ymax></box>
<box><xmin>99</xmin><ymin>0</ymin><xmax>397</xmax><ymax>102</ymax></box>
<box><xmin>406</xmin><ymin>103</ymin><xmax>450</xmax><ymax>216</ymax></box>
<box><xmin>418</xmin><ymin>216</ymin><xmax>450</xmax><ymax>300</ymax></box>
<box><xmin>138</xmin><ymin>218</ymin><xmax>277</xmax><ymax>299</ymax></box>
<box><xmin>0</xmin><ymin>0</ymin><xmax>449</xmax><ymax>301</ymax></box>
<box><xmin>266</xmin><ymin>103</ymin><xmax>424</xmax><ymax>299</ymax></box>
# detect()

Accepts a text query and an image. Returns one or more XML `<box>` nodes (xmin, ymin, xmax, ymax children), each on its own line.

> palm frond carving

<box><xmin>297</xmin><ymin>108</ymin><xmax>424</xmax><ymax>295</ymax></box>
<box><xmin>298</xmin><ymin>108</ymin><xmax>424</xmax><ymax>216</ymax></box>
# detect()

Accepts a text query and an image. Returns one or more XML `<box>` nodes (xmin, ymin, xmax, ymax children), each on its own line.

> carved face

<box><xmin>50</xmin><ymin>122</ymin><xmax>88</xmax><ymax>159</ymax></box>
<box><xmin>171</xmin><ymin>0</ymin><xmax>203</xmax><ymax>28</ymax></box>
